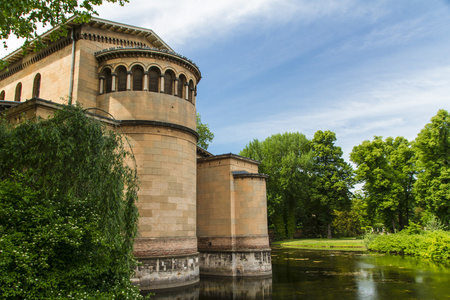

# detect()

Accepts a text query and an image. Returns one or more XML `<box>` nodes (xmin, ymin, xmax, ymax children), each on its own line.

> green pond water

<box><xmin>146</xmin><ymin>248</ymin><xmax>450</xmax><ymax>299</ymax></box>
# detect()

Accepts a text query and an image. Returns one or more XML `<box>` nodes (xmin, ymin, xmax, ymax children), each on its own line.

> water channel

<box><xmin>144</xmin><ymin>248</ymin><xmax>450</xmax><ymax>299</ymax></box>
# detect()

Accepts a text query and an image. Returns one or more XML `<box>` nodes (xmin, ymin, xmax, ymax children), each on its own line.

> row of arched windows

<box><xmin>99</xmin><ymin>66</ymin><xmax>196</xmax><ymax>103</ymax></box>
<box><xmin>0</xmin><ymin>73</ymin><xmax>41</xmax><ymax>102</ymax></box>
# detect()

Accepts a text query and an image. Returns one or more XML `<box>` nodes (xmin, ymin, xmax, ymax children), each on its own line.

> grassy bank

<box><xmin>272</xmin><ymin>238</ymin><xmax>366</xmax><ymax>251</ymax></box>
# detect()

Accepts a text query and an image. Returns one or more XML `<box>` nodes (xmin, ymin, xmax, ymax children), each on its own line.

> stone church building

<box><xmin>0</xmin><ymin>17</ymin><xmax>271</xmax><ymax>290</ymax></box>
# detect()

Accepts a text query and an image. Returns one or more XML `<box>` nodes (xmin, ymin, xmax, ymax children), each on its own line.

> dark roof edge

<box><xmin>233</xmin><ymin>173</ymin><xmax>269</xmax><ymax>179</ymax></box>
<box><xmin>197</xmin><ymin>153</ymin><xmax>261</xmax><ymax>165</ymax></box>
<box><xmin>1</xmin><ymin>16</ymin><xmax>173</xmax><ymax>63</ymax></box>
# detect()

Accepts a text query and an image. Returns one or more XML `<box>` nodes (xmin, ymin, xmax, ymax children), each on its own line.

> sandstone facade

<box><xmin>0</xmin><ymin>17</ymin><xmax>271</xmax><ymax>290</ymax></box>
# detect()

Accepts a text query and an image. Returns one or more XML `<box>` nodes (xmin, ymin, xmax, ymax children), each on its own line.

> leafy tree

<box><xmin>350</xmin><ymin>136</ymin><xmax>416</xmax><ymax>232</ymax></box>
<box><xmin>0</xmin><ymin>105</ymin><xmax>141</xmax><ymax>299</ymax></box>
<box><xmin>414</xmin><ymin>109</ymin><xmax>450</xmax><ymax>224</ymax></box>
<box><xmin>0</xmin><ymin>0</ymin><xmax>128</xmax><ymax>70</ymax></box>
<box><xmin>309</xmin><ymin>130</ymin><xmax>354</xmax><ymax>238</ymax></box>
<box><xmin>332</xmin><ymin>193</ymin><xmax>370</xmax><ymax>237</ymax></box>
<box><xmin>240</xmin><ymin>132</ymin><xmax>312</xmax><ymax>239</ymax></box>
<box><xmin>196</xmin><ymin>112</ymin><xmax>214</xmax><ymax>150</ymax></box>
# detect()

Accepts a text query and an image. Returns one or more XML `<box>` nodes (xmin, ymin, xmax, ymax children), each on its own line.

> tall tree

<box><xmin>196</xmin><ymin>113</ymin><xmax>214</xmax><ymax>150</ymax></box>
<box><xmin>309</xmin><ymin>130</ymin><xmax>354</xmax><ymax>238</ymax></box>
<box><xmin>414</xmin><ymin>109</ymin><xmax>450</xmax><ymax>224</ymax></box>
<box><xmin>0</xmin><ymin>0</ymin><xmax>128</xmax><ymax>70</ymax></box>
<box><xmin>0</xmin><ymin>105</ymin><xmax>141</xmax><ymax>299</ymax></box>
<box><xmin>350</xmin><ymin>136</ymin><xmax>415</xmax><ymax>231</ymax></box>
<box><xmin>240</xmin><ymin>132</ymin><xmax>312</xmax><ymax>239</ymax></box>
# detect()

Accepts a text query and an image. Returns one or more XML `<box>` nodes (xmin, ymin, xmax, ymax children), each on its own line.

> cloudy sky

<box><xmin>2</xmin><ymin>0</ymin><xmax>450</xmax><ymax>160</ymax></box>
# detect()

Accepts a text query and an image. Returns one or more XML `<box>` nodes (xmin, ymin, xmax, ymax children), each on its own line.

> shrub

<box><xmin>0</xmin><ymin>105</ymin><xmax>142</xmax><ymax>299</ymax></box>
<box><xmin>367</xmin><ymin>229</ymin><xmax>450</xmax><ymax>264</ymax></box>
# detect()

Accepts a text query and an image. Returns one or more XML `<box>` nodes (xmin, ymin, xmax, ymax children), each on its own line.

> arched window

<box><xmin>148</xmin><ymin>67</ymin><xmax>160</xmax><ymax>93</ymax></box>
<box><xmin>116</xmin><ymin>66</ymin><xmax>127</xmax><ymax>92</ymax></box>
<box><xmin>132</xmin><ymin>65</ymin><xmax>144</xmax><ymax>91</ymax></box>
<box><xmin>188</xmin><ymin>80</ymin><xmax>194</xmax><ymax>103</ymax></box>
<box><xmin>15</xmin><ymin>82</ymin><xmax>22</xmax><ymax>102</ymax></box>
<box><xmin>32</xmin><ymin>73</ymin><xmax>41</xmax><ymax>98</ymax></box>
<box><xmin>0</xmin><ymin>90</ymin><xmax>5</xmax><ymax>100</ymax></box>
<box><xmin>178</xmin><ymin>75</ymin><xmax>187</xmax><ymax>98</ymax></box>
<box><xmin>103</xmin><ymin>68</ymin><xmax>112</xmax><ymax>93</ymax></box>
<box><xmin>164</xmin><ymin>70</ymin><xmax>174</xmax><ymax>95</ymax></box>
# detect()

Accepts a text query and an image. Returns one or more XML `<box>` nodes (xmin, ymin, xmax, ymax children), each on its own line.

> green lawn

<box><xmin>272</xmin><ymin>238</ymin><xmax>366</xmax><ymax>251</ymax></box>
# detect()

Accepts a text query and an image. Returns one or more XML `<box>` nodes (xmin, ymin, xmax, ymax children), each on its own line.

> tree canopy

<box><xmin>414</xmin><ymin>109</ymin><xmax>450</xmax><ymax>224</ymax></box>
<box><xmin>0</xmin><ymin>105</ymin><xmax>141</xmax><ymax>299</ymax></box>
<box><xmin>310</xmin><ymin>130</ymin><xmax>354</xmax><ymax>238</ymax></box>
<box><xmin>239</xmin><ymin>110</ymin><xmax>450</xmax><ymax>238</ymax></box>
<box><xmin>196</xmin><ymin>113</ymin><xmax>214</xmax><ymax>150</ymax></box>
<box><xmin>351</xmin><ymin>136</ymin><xmax>415</xmax><ymax>231</ymax></box>
<box><xmin>240</xmin><ymin>131</ymin><xmax>354</xmax><ymax>239</ymax></box>
<box><xmin>240</xmin><ymin>132</ymin><xmax>312</xmax><ymax>239</ymax></box>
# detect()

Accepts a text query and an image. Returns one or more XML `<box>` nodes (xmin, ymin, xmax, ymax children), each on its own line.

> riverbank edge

<box><xmin>271</xmin><ymin>238</ymin><xmax>367</xmax><ymax>252</ymax></box>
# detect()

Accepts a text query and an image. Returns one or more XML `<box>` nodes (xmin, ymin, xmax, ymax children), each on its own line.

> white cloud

<box><xmin>209</xmin><ymin>64</ymin><xmax>450</xmax><ymax>158</ymax></box>
<box><xmin>0</xmin><ymin>1</ymin><xmax>380</xmax><ymax>58</ymax></box>
<box><xmin>96</xmin><ymin>0</ymin><xmax>368</xmax><ymax>48</ymax></box>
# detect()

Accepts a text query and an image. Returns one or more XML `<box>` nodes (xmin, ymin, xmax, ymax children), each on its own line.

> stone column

<box><xmin>99</xmin><ymin>76</ymin><xmax>105</xmax><ymax>95</ymax></box>
<box><xmin>174</xmin><ymin>79</ymin><xmax>179</xmax><ymax>96</ymax></box>
<box><xmin>111</xmin><ymin>73</ymin><xmax>117</xmax><ymax>92</ymax></box>
<box><xmin>185</xmin><ymin>83</ymin><xmax>189</xmax><ymax>100</ymax></box>
<box><xmin>127</xmin><ymin>71</ymin><xmax>132</xmax><ymax>91</ymax></box>
<box><xmin>143</xmin><ymin>71</ymin><xmax>148</xmax><ymax>91</ymax></box>
<box><xmin>160</xmin><ymin>75</ymin><xmax>165</xmax><ymax>93</ymax></box>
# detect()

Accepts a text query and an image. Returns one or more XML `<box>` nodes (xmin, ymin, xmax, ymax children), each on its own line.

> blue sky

<box><xmin>2</xmin><ymin>0</ymin><xmax>450</xmax><ymax>160</ymax></box>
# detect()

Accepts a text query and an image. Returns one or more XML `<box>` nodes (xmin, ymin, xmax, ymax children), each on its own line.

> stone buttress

<box><xmin>197</xmin><ymin>154</ymin><xmax>272</xmax><ymax>277</ymax></box>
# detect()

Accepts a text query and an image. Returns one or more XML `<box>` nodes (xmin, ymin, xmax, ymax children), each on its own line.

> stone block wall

<box><xmin>196</xmin><ymin>154</ymin><xmax>272</xmax><ymax>277</ymax></box>
<box><xmin>0</xmin><ymin>42</ymin><xmax>73</xmax><ymax>103</ymax></box>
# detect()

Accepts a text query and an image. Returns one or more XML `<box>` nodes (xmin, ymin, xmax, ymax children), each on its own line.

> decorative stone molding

<box><xmin>94</xmin><ymin>47</ymin><xmax>201</xmax><ymax>82</ymax></box>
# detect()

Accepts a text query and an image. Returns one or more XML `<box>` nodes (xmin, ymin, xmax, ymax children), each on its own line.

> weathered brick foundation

<box><xmin>199</xmin><ymin>250</ymin><xmax>272</xmax><ymax>277</ymax></box>
<box><xmin>198</xmin><ymin>235</ymin><xmax>271</xmax><ymax>277</ymax></box>
<box><xmin>133</xmin><ymin>253</ymin><xmax>200</xmax><ymax>290</ymax></box>
<box><xmin>133</xmin><ymin>237</ymin><xmax>200</xmax><ymax>289</ymax></box>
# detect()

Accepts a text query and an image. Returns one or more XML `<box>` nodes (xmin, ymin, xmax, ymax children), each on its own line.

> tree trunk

<box><xmin>327</xmin><ymin>224</ymin><xmax>332</xmax><ymax>239</ymax></box>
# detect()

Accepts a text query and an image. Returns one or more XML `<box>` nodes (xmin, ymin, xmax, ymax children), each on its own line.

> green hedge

<box><xmin>368</xmin><ymin>230</ymin><xmax>450</xmax><ymax>263</ymax></box>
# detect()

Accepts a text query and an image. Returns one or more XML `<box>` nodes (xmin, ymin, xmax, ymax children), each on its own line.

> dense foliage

<box><xmin>332</xmin><ymin>194</ymin><xmax>369</xmax><ymax>237</ymax></box>
<box><xmin>0</xmin><ymin>105</ymin><xmax>141</xmax><ymax>299</ymax></box>
<box><xmin>196</xmin><ymin>113</ymin><xmax>214</xmax><ymax>150</ymax></box>
<box><xmin>240</xmin><ymin>109</ymin><xmax>450</xmax><ymax>239</ymax></box>
<box><xmin>351</xmin><ymin>136</ymin><xmax>416</xmax><ymax>231</ymax></box>
<box><xmin>240</xmin><ymin>131</ymin><xmax>353</xmax><ymax>239</ymax></box>
<box><xmin>310</xmin><ymin>130</ymin><xmax>354</xmax><ymax>238</ymax></box>
<box><xmin>349</xmin><ymin>109</ymin><xmax>450</xmax><ymax>232</ymax></box>
<box><xmin>367</xmin><ymin>227</ymin><xmax>450</xmax><ymax>263</ymax></box>
<box><xmin>414</xmin><ymin>109</ymin><xmax>450</xmax><ymax>224</ymax></box>
<box><xmin>240</xmin><ymin>132</ymin><xmax>312</xmax><ymax>239</ymax></box>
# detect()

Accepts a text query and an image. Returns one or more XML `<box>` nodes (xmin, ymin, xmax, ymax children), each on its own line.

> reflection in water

<box><xmin>200</xmin><ymin>275</ymin><xmax>272</xmax><ymax>299</ymax></box>
<box><xmin>142</xmin><ymin>276</ymin><xmax>271</xmax><ymax>300</ymax></box>
<box><xmin>272</xmin><ymin>248</ymin><xmax>450</xmax><ymax>300</ymax></box>
<box><xmin>144</xmin><ymin>248</ymin><xmax>450</xmax><ymax>299</ymax></box>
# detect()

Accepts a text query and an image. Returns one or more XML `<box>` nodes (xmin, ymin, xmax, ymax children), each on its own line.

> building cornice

<box><xmin>1</xmin><ymin>16</ymin><xmax>172</xmax><ymax>65</ymax></box>
<box><xmin>1</xmin><ymin>99</ymin><xmax>199</xmax><ymax>141</ymax></box>
<box><xmin>95</xmin><ymin>47</ymin><xmax>201</xmax><ymax>82</ymax></box>
<box><xmin>119</xmin><ymin>120</ymin><xmax>199</xmax><ymax>140</ymax></box>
